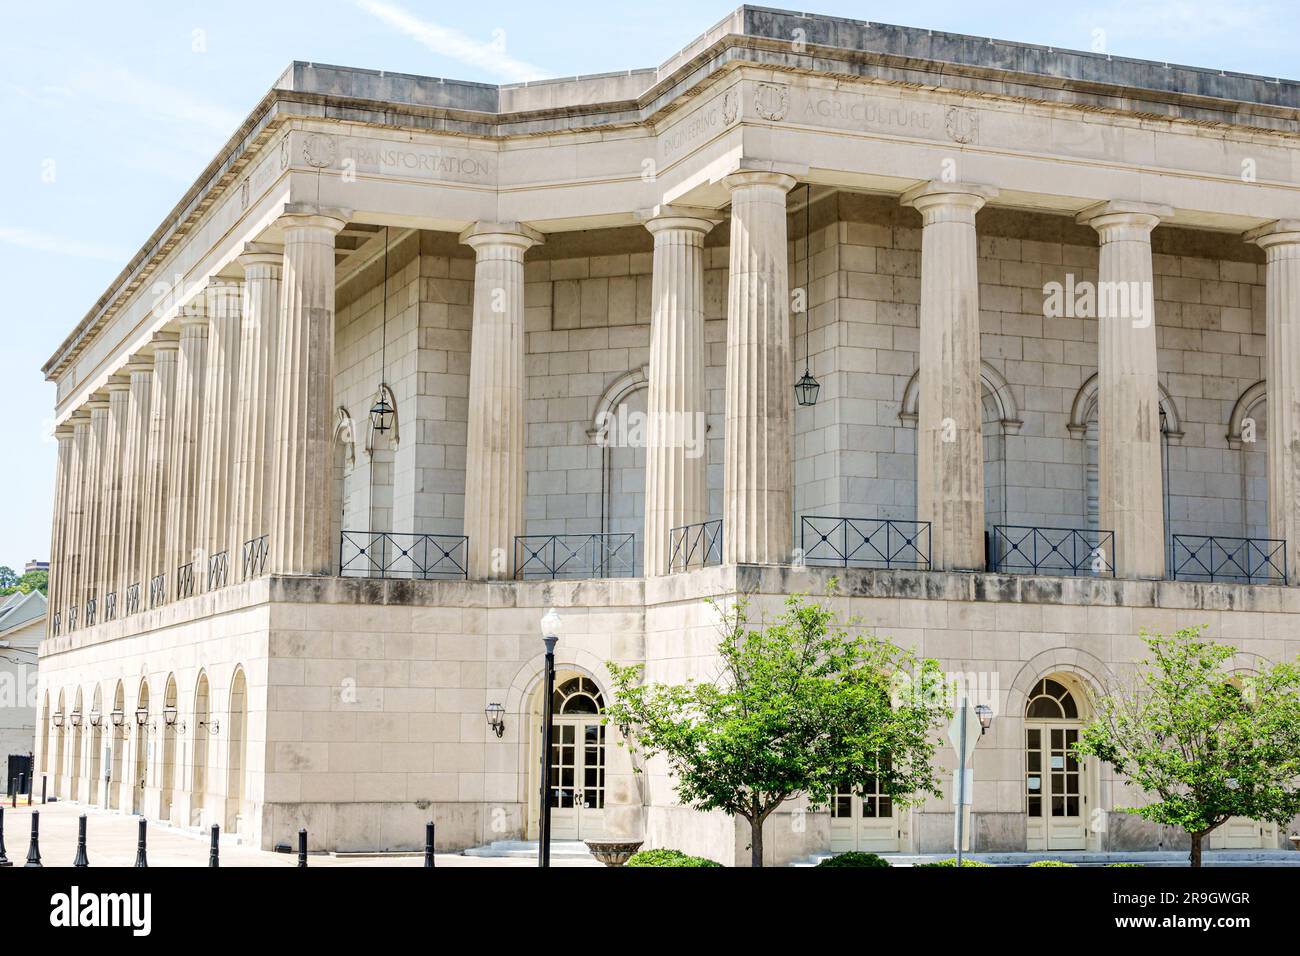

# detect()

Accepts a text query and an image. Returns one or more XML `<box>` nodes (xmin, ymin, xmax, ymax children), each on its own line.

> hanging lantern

<box><xmin>369</xmin><ymin>387</ymin><xmax>395</xmax><ymax>434</ymax></box>
<box><xmin>794</xmin><ymin>369</ymin><xmax>821</xmax><ymax>407</ymax></box>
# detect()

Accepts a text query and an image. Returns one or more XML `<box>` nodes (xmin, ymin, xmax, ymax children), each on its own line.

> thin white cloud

<box><xmin>0</xmin><ymin>226</ymin><xmax>132</xmax><ymax>263</ymax></box>
<box><xmin>354</xmin><ymin>0</ymin><xmax>549</xmax><ymax>82</ymax></box>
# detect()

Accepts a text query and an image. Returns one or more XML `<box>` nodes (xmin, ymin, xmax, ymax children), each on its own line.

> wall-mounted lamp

<box><xmin>163</xmin><ymin>706</ymin><xmax>185</xmax><ymax>733</ymax></box>
<box><xmin>89</xmin><ymin>710</ymin><xmax>102</xmax><ymax>728</ymax></box>
<box><xmin>51</xmin><ymin>711</ymin><xmax>64</xmax><ymax>728</ymax></box>
<box><xmin>198</xmin><ymin>718</ymin><xmax>220</xmax><ymax>736</ymax></box>
<box><xmin>134</xmin><ymin>708</ymin><xmax>150</xmax><ymax>727</ymax></box>
<box><xmin>485</xmin><ymin>703</ymin><xmax>505</xmax><ymax>738</ymax></box>
<box><xmin>975</xmin><ymin>703</ymin><xmax>994</xmax><ymax>736</ymax></box>
<box><xmin>69</xmin><ymin>711</ymin><xmax>82</xmax><ymax>728</ymax></box>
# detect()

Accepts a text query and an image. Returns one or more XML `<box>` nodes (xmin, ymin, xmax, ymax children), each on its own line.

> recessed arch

<box><xmin>109</xmin><ymin>680</ymin><xmax>125</xmax><ymax>810</ymax></box>
<box><xmin>226</xmin><ymin>666</ymin><xmax>249</xmax><ymax>834</ymax></box>
<box><xmin>1227</xmin><ymin>380</ymin><xmax>1266</xmax><ymax>449</ymax></box>
<box><xmin>1066</xmin><ymin>372</ymin><xmax>1184</xmax><ymax>444</ymax></box>
<box><xmin>898</xmin><ymin>362</ymin><xmax>1023</xmax><ymax>434</ymax></box>
<box><xmin>160</xmin><ymin>673</ymin><xmax>179</xmax><ymax>823</ymax></box>
<box><xmin>587</xmin><ymin>365</ymin><xmax>648</xmax><ymax>439</ymax></box>
<box><xmin>132</xmin><ymin>679</ymin><xmax>150</xmax><ymax>814</ymax></box>
<box><xmin>191</xmin><ymin>670</ymin><xmax>211</xmax><ymax>826</ymax></box>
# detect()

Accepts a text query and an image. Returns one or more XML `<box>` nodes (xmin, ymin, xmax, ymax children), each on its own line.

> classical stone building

<box><xmin>36</xmin><ymin>7</ymin><xmax>1300</xmax><ymax>863</ymax></box>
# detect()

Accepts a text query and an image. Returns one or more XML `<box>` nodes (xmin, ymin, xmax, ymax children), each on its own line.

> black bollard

<box><xmin>209</xmin><ymin>824</ymin><xmax>220</xmax><ymax>868</ymax></box>
<box><xmin>73</xmin><ymin>814</ymin><xmax>89</xmax><ymax>867</ymax></box>
<box><xmin>133</xmin><ymin>816</ymin><xmax>148</xmax><ymax>868</ymax></box>
<box><xmin>24</xmin><ymin>811</ymin><xmax>41</xmax><ymax>867</ymax></box>
<box><xmin>40</xmin><ymin>776</ymin><xmax>46</xmax><ymax>805</ymax></box>
<box><xmin>424</xmin><ymin>821</ymin><xmax>435</xmax><ymax>867</ymax></box>
<box><xmin>0</xmin><ymin>805</ymin><xmax>10</xmax><ymax>867</ymax></box>
<box><xmin>297</xmin><ymin>827</ymin><xmax>308</xmax><ymax>867</ymax></box>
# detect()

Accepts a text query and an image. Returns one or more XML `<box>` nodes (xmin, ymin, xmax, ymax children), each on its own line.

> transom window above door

<box><xmin>553</xmin><ymin>676</ymin><xmax>605</xmax><ymax>715</ymax></box>
<box><xmin>1024</xmin><ymin>678</ymin><xmax>1078</xmax><ymax>719</ymax></box>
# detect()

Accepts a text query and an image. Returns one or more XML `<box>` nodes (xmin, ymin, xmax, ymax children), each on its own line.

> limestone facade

<box><xmin>36</xmin><ymin>8</ymin><xmax>1300</xmax><ymax>862</ymax></box>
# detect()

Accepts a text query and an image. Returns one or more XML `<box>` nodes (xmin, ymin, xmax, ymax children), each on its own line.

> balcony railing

<box><xmin>208</xmin><ymin>551</ymin><xmax>228</xmax><ymax>591</ymax></box>
<box><xmin>989</xmin><ymin>525</ymin><xmax>1115</xmax><ymax>577</ymax></box>
<box><xmin>125</xmin><ymin>583</ymin><xmax>140</xmax><ymax>616</ymax></box>
<box><xmin>51</xmin><ymin>612</ymin><xmax>60</xmax><ymax>636</ymax></box>
<box><xmin>667</xmin><ymin>519</ymin><xmax>722</xmax><ymax>573</ymax></box>
<box><xmin>1170</xmin><ymin>534</ymin><xmax>1286</xmax><ymax>585</ymax></box>
<box><xmin>800</xmin><ymin>516</ymin><xmax>931</xmax><ymax>570</ymax></box>
<box><xmin>67</xmin><ymin>606</ymin><xmax>77</xmax><ymax>631</ymax></box>
<box><xmin>514</xmin><ymin>533</ymin><xmax>636</xmax><ymax>580</ymax></box>
<box><xmin>104</xmin><ymin>591</ymin><xmax>117</xmax><ymax>622</ymax></box>
<box><xmin>340</xmin><ymin>531</ymin><xmax>469</xmax><ymax>580</ymax></box>
<box><xmin>176</xmin><ymin>562</ymin><xmax>195</xmax><ymax>599</ymax></box>
<box><xmin>149</xmin><ymin>574</ymin><xmax>166</xmax><ymax>609</ymax></box>
<box><xmin>242</xmin><ymin>535</ymin><xmax>269</xmax><ymax>580</ymax></box>
<box><xmin>84</xmin><ymin>597</ymin><xmax>96</xmax><ymax>627</ymax></box>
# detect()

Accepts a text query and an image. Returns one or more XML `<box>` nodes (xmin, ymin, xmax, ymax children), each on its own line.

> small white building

<box><xmin>1</xmin><ymin>589</ymin><xmax>45</xmax><ymax>765</ymax></box>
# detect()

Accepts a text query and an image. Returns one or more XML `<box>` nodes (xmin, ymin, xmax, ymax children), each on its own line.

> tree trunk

<box><xmin>1189</xmin><ymin>832</ymin><xmax>1203</xmax><ymax>868</ymax></box>
<box><xmin>750</xmin><ymin>816</ymin><xmax>764</xmax><ymax>868</ymax></box>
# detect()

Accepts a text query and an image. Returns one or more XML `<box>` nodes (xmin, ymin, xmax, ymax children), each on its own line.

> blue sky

<box><xmin>0</xmin><ymin>0</ymin><xmax>1294</xmax><ymax>570</ymax></box>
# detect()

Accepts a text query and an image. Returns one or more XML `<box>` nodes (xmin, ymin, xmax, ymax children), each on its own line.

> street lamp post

<box><xmin>538</xmin><ymin>608</ymin><xmax>561</xmax><ymax>869</ymax></box>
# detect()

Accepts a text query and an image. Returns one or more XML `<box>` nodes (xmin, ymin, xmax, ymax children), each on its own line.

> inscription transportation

<box><xmin>341</xmin><ymin>145</ymin><xmax>493</xmax><ymax>180</ymax></box>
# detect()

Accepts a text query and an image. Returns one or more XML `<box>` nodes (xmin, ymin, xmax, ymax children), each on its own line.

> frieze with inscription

<box><xmin>661</xmin><ymin>87</ymin><xmax>741</xmax><ymax>159</ymax></box>
<box><xmin>335</xmin><ymin>141</ymin><xmax>495</xmax><ymax>183</ymax></box>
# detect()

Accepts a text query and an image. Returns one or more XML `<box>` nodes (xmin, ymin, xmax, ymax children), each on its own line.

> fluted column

<box><xmin>459</xmin><ymin>222</ymin><xmax>542</xmax><ymax>579</ymax></box>
<box><xmin>101</xmin><ymin>377</ymin><xmax>131</xmax><ymax>614</ymax></box>
<box><xmin>47</xmin><ymin>424</ymin><xmax>74</xmax><ymax>631</ymax></box>
<box><xmin>1247</xmin><ymin>220</ymin><xmax>1300</xmax><ymax>583</ymax></box>
<box><xmin>167</xmin><ymin>304</ymin><xmax>209</xmax><ymax>588</ymax></box>
<box><xmin>722</xmin><ymin>171</ymin><xmax>796</xmax><ymax>565</ymax></box>
<box><xmin>196</xmin><ymin>280</ymin><xmax>242</xmax><ymax>586</ymax></box>
<box><xmin>64</xmin><ymin>414</ymin><xmax>90</xmax><ymax>623</ymax></box>
<box><xmin>118</xmin><ymin>354</ymin><xmax>154</xmax><ymax>605</ymax></box>
<box><xmin>1079</xmin><ymin>201</ymin><xmax>1170</xmax><ymax>579</ymax></box>
<box><xmin>233</xmin><ymin>246</ymin><xmax>282</xmax><ymax>565</ymax></box>
<box><xmin>143</xmin><ymin>333</ymin><xmax>180</xmax><ymax>594</ymax></box>
<box><xmin>81</xmin><ymin>397</ymin><xmax>110</xmax><ymax>614</ymax></box>
<box><xmin>903</xmin><ymin>182</ymin><xmax>996</xmax><ymax>571</ymax></box>
<box><xmin>269</xmin><ymin>206</ymin><xmax>349</xmax><ymax>575</ymax></box>
<box><xmin>643</xmin><ymin>209</ymin><xmax>717</xmax><ymax>575</ymax></box>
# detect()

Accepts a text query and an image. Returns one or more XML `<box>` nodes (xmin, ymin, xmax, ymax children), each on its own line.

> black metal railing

<box><xmin>1170</xmin><ymin>534</ymin><xmax>1286</xmax><ymax>585</ymax></box>
<box><xmin>84</xmin><ymin>597</ymin><xmax>96</xmax><ymax>627</ymax></box>
<box><xmin>242</xmin><ymin>535</ymin><xmax>269</xmax><ymax>580</ymax></box>
<box><xmin>51</xmin><ymin>612</ymin><xmax>60</xmax><ymax>636</ymax></box>
<box><xmin>149</xmin><ymin>573</ymin><xmax>166</xmax><ymax>609</ymax></box>
<box><xmin>340</xmin><ymin>531</ymin><xmax>470</xmax><ymax>580</ymax></box>
<box><xmin>989</xmin><ymin>526</ymin><xmax>1115</xmax><ymax>577</ymax></box>
<box><xmin>208</xmin><ymin>551</ymin><xmax>228</xmax><ymax>591</ymax></box>
<box><xmin>667</xmin><ymin>519</ymin><xmax>723</xmax><ymax>573</ymax></box>
<box><xmin>104</xmin><ymin>591</ymin><xmax>117</xmax><ymax>622</ymax></box>
<box><xmin>176</xmin><ymin>562</ymin><xmax>195</xmax><ymax>599</ymax></box>
<box><xmin>67</xmin><ymin>606</ymin><xmax>78</xmax><ymax>630</ymax></box>
<box><xmin>514</xmin><ymin>533</ymin><xmax>636</xmax><ymax>580</ymax></box>
<box><xmin>800</xmin><ymin>516</ymin><xmax>931</xmax><ymax>570</ymax></box>
<box><xmin>125</xmin><ymin>583</ymin><xmax>140</xmax><ymax>616</ymax></box>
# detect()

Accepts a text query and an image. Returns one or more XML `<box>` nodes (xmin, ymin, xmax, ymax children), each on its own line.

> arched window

<box><xmin>552</xmin><ymin>676</ymin><xmax>605</xmax><ymax>715</ymax></box>
<box><xmin>1024</xmin><ymin>678</ymin><xmax>1079</xmax><ymax>720</ymax></box>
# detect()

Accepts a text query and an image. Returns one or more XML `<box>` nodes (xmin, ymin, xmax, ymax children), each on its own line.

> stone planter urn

<box><xmin>1289</xmin><ymin>834</ymin><xmax>1299</xmax><ymax>851</ymax></box>
<box><xmin>585</xmin><ymin>840</ymin><xmax>643</xmax><ymax>867</ymax></box>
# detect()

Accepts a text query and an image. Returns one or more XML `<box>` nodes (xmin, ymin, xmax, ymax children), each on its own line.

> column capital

<box><xmin>237</xmin><ymin>241</ymin><xmax>284</xmax><ymax>272</ymax></box>
<box><xmin>1076</xmin><ymin>200</ymin><xmax>1172</xmax><ymax>238</ymax></box>
<box><xmin>85</xmin><ymin>393</ymin><xmax>111</xmax><ymax>413</ymax></box>
<box><xmin>178</xmin><ymin>297</ymin><xmax>207</xmax><ymax>328</ymax></box>
<box><xmin>458</xmin><ymin>221</ymin><xmax>543</xmax><ymax>251</ymax></box>
<box><xmin>900</xmin><ymin>181</ymin><xmax>998</xmax><ymax>217</ymax></box>
<box><xmin>54</xmin><ymin>422</ymin><xmax>75</xmax><ymax>439</ymax></box>
<box><xmin>1244</xmin><ymin>219</ymin><xmax>1300</xmax><ymax>249</ymax></box>
<box><xmin>105</xmin><ymin>374</ymin><xmax>131</xmax><ymax>394</ymax></box>
<box><xmin>125</xmin><ymin>350</ymin><xmax>154</xmax><ymax>373</ymax></box>
<box><xmin>723</xmin><ymin>169</ymin><xmax>798</xmax><ymax>194</ymax></box>
<box><xmin>151</xmin><ymin>330</ymin><xmax>181</xmax><ymax>353</ymax></box>
<box><xmin>277</xmin><ymin>203</ymin><xmax>351</xmax><ymax>234</ymax></box>
<box><xmin>640</xmin><ymin>205</ymin><xmax>721</xmax><ymax>237</ymax></box>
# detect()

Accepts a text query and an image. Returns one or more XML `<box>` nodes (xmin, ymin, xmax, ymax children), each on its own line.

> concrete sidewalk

<box><xmin>0</xmin><ymin>799</ymin><xmax>600</xmax><ymax>867</ymax></box>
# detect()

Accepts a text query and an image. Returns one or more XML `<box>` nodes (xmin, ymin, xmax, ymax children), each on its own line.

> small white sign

<box><xmin>1027</xmin><ymin>776</ymin><xmax>1041</xmax><ymax>791</ymax></box>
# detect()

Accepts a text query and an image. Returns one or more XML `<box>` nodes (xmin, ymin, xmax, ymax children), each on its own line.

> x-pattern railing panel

<box><xmin>513</xmin><ymin>533</ymin><xmax>636</xmax><ymax>580</ymax></box>
<box><xmin>667</xmin><ymin>520</ymin><xmax>722</xmax><ymax>573</ymax></box>
<box><xmin>340</xmin><ymin>531</ymin><xmax>469</xmax><ymax>580</ymax></box>
<box><xmin>800</xmin><ymin>516</ymin><xmax>931</xmax><ymax>570</ymax></box>
<box><xmin>990</xmin><ymin>526</ymin><xmax>1115</xmax><ymax>577</ymax></box>
<box><xmin>1171</xmin><ymin>534</ymin><xmax>1286</xmax><ymax>584</ymax></box>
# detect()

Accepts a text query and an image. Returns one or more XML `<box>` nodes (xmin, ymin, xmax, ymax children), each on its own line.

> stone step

<box><xmin>791</xmin><ymin>849</ymin><xmax>1300</xmax><ymax>867</ymax></box>
<box><xmin>463</xmin><ymin>839</ymin><xmax>596</xmax><ymax>859</ymax></box>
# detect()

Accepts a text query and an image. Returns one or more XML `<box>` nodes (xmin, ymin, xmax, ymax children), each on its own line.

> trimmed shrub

<box><xmin>625</xmin><ymin>848</ymin><xmax>723</xmax><ymax>868</ymax></box>
<box><xmin>1027</xmin><ymin>860</ymin><xmax>1076</xmax><ymax>867</ymax></box>
<box><xmin>916</xmin><ymin>857</ymin><xmax>993</xmax><ymax>867</ymax></box>
<box><xmin>816</xmin><ymin>851</ymin><xmax>891</xmax><ymax>868</ymax></box>
<box><xmin>1108</xmin><ymin>862</ymin><xmax>1143</xmax><ymax>868</ymax></box>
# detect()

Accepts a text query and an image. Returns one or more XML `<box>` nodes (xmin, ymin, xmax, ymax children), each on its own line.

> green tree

<box><xmin>1076</xmin><ymin>628</ymin><xmax>1300</xmax><ymax>867</ymax></box>
<box><xmin>0</xmin><ymin>566</ymin><xmax>16</xmax><ymax>592</ymax></box>
<box><xmin>0</xmin><ymin>568</ymin><xmax>46</xmax><ymax>597</ymax></box>
<box><xmin>605</xmin><ymin>588</ymin><xmax>947</xmax><ymax>867</ymax></box>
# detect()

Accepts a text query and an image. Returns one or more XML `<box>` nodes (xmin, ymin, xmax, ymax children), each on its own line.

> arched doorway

<box><xmin>88</xmin><ymin>685</ymin><xmax>103</xmax><ymax>805</ymax></box>
<box><xmin>531</xmin><ymin>673</ymin><xmax>608</xmax><ymax>841</ymax></box>
<box><xmin>70</xmin><ymin>688</ymin><xmax>83</xmax><ymax>802</ymax></box>
<box><xmin>226</xmin><ymin>667</ymin><xmax>248</xmax><ymax>833</ymax></box>
<box><xmin>1024</xmin><ymin>675</ymin><xmax>1092</xmax><ymax>850</ymax></box>
<box><xmin>160</xmin><ymin>674</ymin><xmax>178</xmax><ymax>823</ymax></box>
<box><xmin>132</xmin><ymin>679</ymin><xmax>150</xmax><ymax>814</ymax></box>
<box><xmin>110</xmin><ymin>682</ymin><xmax>124</xmax><ymax>810</ymax></box>
<box><xmin>190</xmin><ymin>671</ymin><xmax>210</xmax><ymax>826</ymax></box>
<box><xmin>1209</xmin><ymin>675</ymin><xmax>1279</xmax><ymax>849</ymax></box>
<box><xmin>830</xmin><ymin>759</ymin><xmax>904</xmax><ymax>853</ymax></box>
